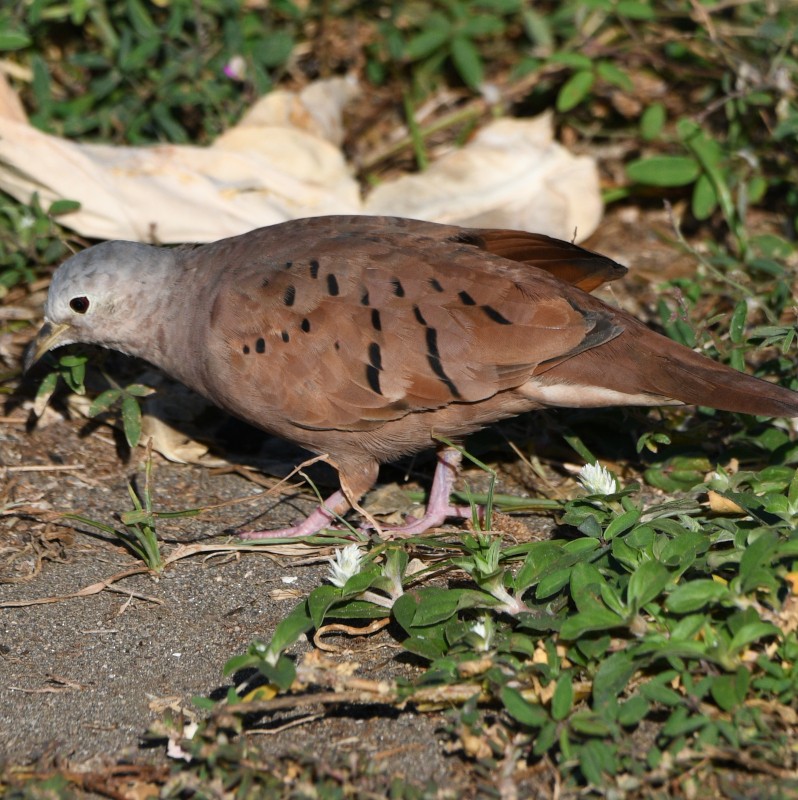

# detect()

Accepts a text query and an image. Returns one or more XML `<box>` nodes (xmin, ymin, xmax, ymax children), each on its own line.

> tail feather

<box><xmin>538</xmin><ymin>312</ymin><xmax>798</xmax><ymax>418</ymax></box>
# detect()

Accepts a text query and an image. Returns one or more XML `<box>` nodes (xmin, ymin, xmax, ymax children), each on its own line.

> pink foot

<box><xmin>238</xmin><ymin>490</ymin><xmax>348</xmax><ymax>539</ymax></box>
<box><xmin>384</xmin><ymin>448</ymin><xmax>483</xmax><ymax>537</ymax></box>
<box><xmin>237</xmin><ymin>448</ymin><xmax>481</xmax><ymax>539</ymax></box>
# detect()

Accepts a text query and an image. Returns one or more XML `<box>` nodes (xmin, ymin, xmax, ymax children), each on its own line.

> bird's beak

<box><xmin>24</xmin><ymin>321</ymin><xmax>73</xmax><ymax>373</ymax></box>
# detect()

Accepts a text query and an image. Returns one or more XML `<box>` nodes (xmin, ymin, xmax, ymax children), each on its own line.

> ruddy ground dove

<box><xmin>26</xmin><ymin>215</ymin><xmax>798</xmax><ymax>537</ymax></box>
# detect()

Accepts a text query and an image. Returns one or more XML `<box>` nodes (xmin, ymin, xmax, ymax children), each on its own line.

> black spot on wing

<box><xmin>391</xmin><ymin>278</ymin><xmax>405</xmax><ymax>297</ymax></box>
<box><xmin>368</xmin><ymin>342</ymin><xmax>382</xmax><ymax>370</ymax></box>
<box><xmin>366</xmin><ymin>342</ymin><xmax>383</xmax><ymax>395</ymax></box>
<box><xmin>458</xmin><ymin>291</ymin><xmax>476</xmax><ymax>306</ymax></box>
<box><xmin>310</xmin><ymin>259</ymin><xmax>320</xmax><ymax>278</ymax></box>
<box><xmin>366</xmin><ymin>365</ymin><xmax>381</xmax><ymax>395</ymax></box>
<box><xmin>413</xmin><ymin>305</ymin><xmax>427</xmax><ymax>325</ymax></box>
<box><xmin>361</xmin><ymin>288</ymin><xmax>370</xmax><ymax>306</ymax></box>
<box><xmin>429</xmin><ymin>278</ymin><xmax>444</xmax><ymax>292</ymax></box>
<box><xmin>243</xmin><ymin>344</ymin><xmax>250</xmax><ymax>354</ymax></box>
<box><xmin>371</xmin><ymin>309</ymin><xmax>382</xmax><ymax>331</ymax></box>
<box><xmin>284</xmin><ymin>286</ymin><xmax>296</xmax><ymax>306</ymax></box>
<box><xmin>481</xmin><ymin>305</ymin><xmax>512</xmax><ymax>325</ymax></box>
<box><xmin>425</xmin><ymin>327</ymin><xmax>461</xmax><ymax>398</ymax></box>
<box><xmin>256</xmin><ymin>338</ymin><xmax>266</xmax><ymax>353</ymax></box>
<box><xmin>281</xmin><ymin>331</ymin><xmax>289</xmax><ymax>343</ymax></box>
<box><xmin>327</xmin><ymin>274</ymin><xmax>339</xmax><ymax>296</ymax></box>
<box><xmin>301</xmin><ymin>318</ymin><xmax>311</xmax><ymax>333</ymax></box>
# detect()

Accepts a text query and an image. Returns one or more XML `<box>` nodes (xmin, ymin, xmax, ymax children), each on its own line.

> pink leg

<box><xmin>386</xmin><ymin>448</ymin><xmax>482</xmax><ymax>536</ymax></box>
<box><xmin>238</xmin><ymin>490</ymin><xmax>349</xmax><ymax>539</ymax></box>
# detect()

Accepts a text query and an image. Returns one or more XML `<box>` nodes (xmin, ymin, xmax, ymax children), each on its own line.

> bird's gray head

<box><xmin>25</xmin><ymin>240</ymin><xmax>177</xmax><ymax>371</ymax></box>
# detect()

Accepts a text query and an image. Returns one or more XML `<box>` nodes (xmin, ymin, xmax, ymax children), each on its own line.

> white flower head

<box><xmin>223</xmin><ymin>54</ymin><xmax>247</xmax><ymax>81</ymax></box>
<box><xmin>327</xmin><ymin>544</ymin><xmax>363</xmax><ymax>588</ymax></box>
<box><xmin>468</xmin><ymin>615</ymin><xmax>495</xmax><ymax>651</ymax></box>
<box><xmin>577</xmin><ymin>462</ymin><xmax>619</xmax><ymax>496</ymax></box>
<box><xmin>469</xmin><ymin>620</ymin><xmax>487</xmax><ymax>639</ymax></box>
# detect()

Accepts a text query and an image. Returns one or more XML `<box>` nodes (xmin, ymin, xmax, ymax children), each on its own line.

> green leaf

<box><xmin>618</xmin><ymin>695</ymin><xmax>649</xmax><ymax>726</ymax></box>
<box><xmin>513</xmin><ymin>542</ymin><xmax>565</xmax><ymax>592</ymax></box>
<box><xmin>626</xmin><ymin>156</ymin><xmax>700</xmax><ymax>187</ymax></box>
<box><xmin>257</xmin><ymin>30</ymin><xmax>295</xmax><ymax>68</ymax></box>
<box><xmin>548</xmin><ymin>52</ymin><xmax>592</xmax><ymax>69</ymax></box>
<box><xmin>593</xmin><ymin>651</ymin><xmax>637</xmax><ymax>706</ymax></box>
<box><xmin>691</xmin><ymin>173</ymin><xmax>717</xmax><ymax>220</ymax></box>
<box><xmin>461</xmin><ymin>14</ymin><xmax>505</xmax><ymax>37</ymax></box>
<box><xmin>710</xmin><ymin>669</ymin><xmax>749</xmax><ymax>711</ymax></box>
<box><xmin>666</xmin><ymin>579</ymin><xmax>730</xmax><ymax>613</ymax></box>
<box><xmin>615</xmin><ymin>0</ymin><xmax>655</xmax><ymax>19</ymax></box>
<box><xmin>127</xmin><ymin>0</ymin><xmax>157</xmax><ymax>35</ymax></box>
<box><xmin>501</xmin><ymin>686</ymin><xmax>548</xmax><ymax>728</ymax></box>
<box><xmin>551</xmin><ymin>673</ymin><xmax>573</xmax><ymax>721</ymax></box>
<box><xmin>265</xmin><ymin>599</ymin><xmax>314</xmax><ymax>658</ymax></box>
<box><xmin>570</xmin><ymin>561</ymin><xmax>605</xmax><ymax>611</ymax></box>
<box><xmin>662</xmin><ymin>706</ymin><xmax>708</xmax><ymax>737</ymax></box>
<box><xmin>640</xmin><ymin>103</ymin><xmax>666</xmax><ymax>141</ymax></box>
<box><xmin>404</xmin><ymin>26</ymin><xmax>450</xmax><ymax>61</ymax></box>
<box><xmin>48</xmin><ymin>199</ymin><xmax>81</xmax><ymax>216</ymax></box>
<box><xmin>225</xmin><ymin>651</ymin><xmax>267</xmax><ymax>680</ymax></box>
<box><xmin>125</xmin><ymin>383</ymin><xmax>155</xmax><ymax>397</ymax></box>
<box><xmin>596</xmin><ymin>60</ymin><xmax>633</xmax><ymax>91</ymax></box>
<box><xmin>88</xmin><ymin>389</ymin><xmax>120</xmax><ymax>417</ymax></box>
<box><xmin>121</xmin><ymin>393</ymin><xmax>142</xmax><ymax>447</ymax></box>
<box><xmin>395</xmin><ymin>587</ymin><xmax>495</xmax><ymax>630</ymax></box>
<box><xmin>0</xmin><ymin>29</ymin><xmax>32</xmax><ymax>51</ymax></box>
<box><xmin>556</xmin><ymin>70</ymin><xmax>594</xmax><ymax>112</ymax></box>
<box><xmin>402</xmin><ymin>635</ymin><xmax>445</xmax><ymax>661</ymax></box>
<box><xmin>342</xmin><ymin>565</ymin><xmax>382</xmax><ymax>596</ymax></box>
<box><xmin>560</xmin><ymin>607</ymin><xmax>623</xmax><ymax>639</ymax></box>
<box><xmin>729</xmin><ymin>622</ymin><xmax>779</xmax><ymax>653</ymax></box>
<box><xmin>627</xmin><ymin>560</ymin><xmax>670</xmax><ymax>610</ymax></box>
<box><xmin>307</xmin><ymin>585</ymin><xmax>342</xmax><ymax>628</ymax></box>
<box><xmin>604</xmin><ymin>507</ymin><xmax>641</xmax><ymax>540</ymax></box>
<box><xmin>569</xmin><ymin>712</ymin><xmax>617</xmax><ymax>737</ymax></box>
<box><xmin>258</xmin><ymin>653</ymin><xmax>296</xmax><ymax>691</ymax></box>
<box><xmin>640</xmin><ymin>681</ymin><xmax>681</xmax><ymax>706</ymax></box>
<box><xmin>577</xmin><ymin>740</ymin><xmax>605</xmax><ymax>785</ymax></box>
<box><xmin>729</xmin><ymin>300</ymin><xmax>748</xmax><ymax>344</ymax></box>
<box><xmin>450</xmin><ymin>35</ymin><xmax>484</xmax><ymax>89</ymax></box>
<box><xmin>33</xmin><ymin>370</ymin><xmax>59</xmax><ymax>416</ymax></box>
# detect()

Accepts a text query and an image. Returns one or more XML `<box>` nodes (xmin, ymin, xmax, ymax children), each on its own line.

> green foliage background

<box><xmin>2</xmin><ymin>1</ymin><xmax>798</xmax><ymax>796</ymax></box>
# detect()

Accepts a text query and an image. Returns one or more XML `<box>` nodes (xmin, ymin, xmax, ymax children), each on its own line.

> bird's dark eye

<box><xmin>69</xmin><ymin>296</ymin><xmax>90</xmax><ymax>314</ymax></box>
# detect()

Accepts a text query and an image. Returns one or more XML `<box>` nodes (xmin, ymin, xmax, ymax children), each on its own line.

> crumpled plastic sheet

<box><xmin>0</xmin><ymin>74</ymin><xmax>602</xmax><ymax>244</ymax></box>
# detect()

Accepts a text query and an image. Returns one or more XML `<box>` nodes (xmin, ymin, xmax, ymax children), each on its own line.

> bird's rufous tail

<box><xmin>535</xmin><ymin>310</ymin><xmax>798</xmax><ymax>418</ymax></box>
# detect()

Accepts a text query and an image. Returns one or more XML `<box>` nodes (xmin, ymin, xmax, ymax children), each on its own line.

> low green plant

<box><xmin>65</xmin><ymin>447</ymin><xmax>166</xmax><ymax>571</ymax></box>
<box><xmin>215</xmin><ymin>445</ymin><xmax>798</xmax><ymax>789</ymax></box>
<box><xmin>0</xmin><ymin>193</ymin><xmax>77</xmax><ymax>294</ymax></box>
<box><xmin>3</xmin><ymin>0</ymin><xmax>302</xmax><ymax>144</ymax></box>
<box><xmin>32</xmin><ymin>350</ymin><xmax>152</xmax><ymax>448</ymax></box>
<box><xmin>88</xmin><ymin>380</ymin><xmax>153</xmax><ymax>448</ymax></box>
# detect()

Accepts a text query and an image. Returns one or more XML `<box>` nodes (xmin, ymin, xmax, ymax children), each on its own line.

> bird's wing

<box><xmin>194</xmin><ymin>217</ymin><xmax>623</xmax><ymax>432</ymax></box>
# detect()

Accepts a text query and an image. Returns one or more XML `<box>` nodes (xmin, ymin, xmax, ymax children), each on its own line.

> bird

<box><xmin>25</xmin><ymin>215</ymin><xmax>798</xmax><ymax>538</ymax></box>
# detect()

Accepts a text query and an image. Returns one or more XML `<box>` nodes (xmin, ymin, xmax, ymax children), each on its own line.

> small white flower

<box><xmin>577</xmin><ymin>462</ymin><xmax>619</xmax><ymax>496</ymax></box>
<box><xmin>327</xmin><ymin>544</ymin><xmax>363</xmax><ymax>588</ymax></box>
<box><xmin>468</xmin><ymin>615</ymin><xmax>495</xmax><ymax>651</ymax></box>
<box><xmin>469</xmin><ymin>620</ymin><xmax>487</xmax><ymax>639</ymax></box>
<box><xmin>223</xmin><ymin>54</ymin><xmax>247</xmax><ymax>81</ymax></box>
